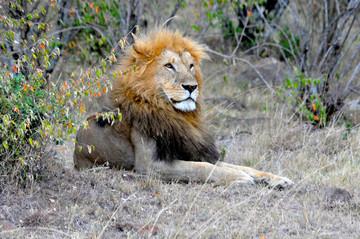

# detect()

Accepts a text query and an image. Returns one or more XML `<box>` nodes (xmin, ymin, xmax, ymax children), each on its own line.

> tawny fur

<box><xmin>74</xmin><ymin>28</ymin><xmax>294</xmax><ymax>188</ymax></box>
<box><xmin>109</xmin><ymin>29</ymin><xmax>219</xmax><ymax>163</ymax></box>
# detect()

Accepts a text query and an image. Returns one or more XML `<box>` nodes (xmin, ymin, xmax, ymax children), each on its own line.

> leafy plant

<box><xmin>0</xmin><ymin>1</ymin><xmax>118</xmax><ymax>184</ymax></box>
<box><xmin>266</xmin><ymin>1</ymin><xmax>360</xmax><ymax>124</ymax></box>
<box><xmin>277</xmin><ymin>69</ymin><xmax>327</xmax><ymax>126</ymax></box>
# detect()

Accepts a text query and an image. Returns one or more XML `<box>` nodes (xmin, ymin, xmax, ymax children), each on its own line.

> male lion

<box><xmin>74</xmin><ymin>28</ymin><xmax>294</xmax><ymax>188</ymax></box>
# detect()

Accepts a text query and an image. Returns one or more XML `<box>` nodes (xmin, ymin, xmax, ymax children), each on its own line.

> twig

<box><xmin>206</xmin><ymin>47</ymin><xmax>276</xmax><ymax>94</ymax></box>
<box><xmin>131</xmin><ymin>199</ymin><xmax>178</xmax><ymax>238</ymax></box>
<box><xmin>174</xmin><ymin>159</ymin><xmax>225</xmax><ymax>237</ymax></box>
<box><xmin>164</xmin><ymin>0</ymin><xmax>183</xmax><ymax>27</ymax></box>
<box><xmin>340</xmin><ymin>40</ymin><xmax>360</xmax><ymax>80</ymax></box>
<box><xmin>97</xmin><ymin>193</ymin><xmax>137</xmax><ymax>239</ymax></box>
<box><xmin>230</xmin><ymin>13</ymin><xmax>249</xmax><ymax>58</ymax></box>
<box><xmin>343</xmin><ymin>61</ymin><xmax>360</xmax><ymax>96</ymax></box>
<box><xmin>332</xmin><ymin>29</ymin><xmax>360</xmax><ymax>82</ymax></box>
<box><xmin>350</xmin><ymin>88</ymin><xmax>360</xmax><ymax>95</ymax></box>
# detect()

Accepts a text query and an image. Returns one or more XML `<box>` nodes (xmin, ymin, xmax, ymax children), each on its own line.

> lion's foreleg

<box><xmin>145</xmin><ymin>160</ymin><xmax>255</xmax><ymax>184</ymax></box>
<box><xmin>217</xmin><ymin>162</ymin><xmax>294</xmax><ymax>188</ymax></box>
<box><xmin>132</xmin><ymin>130</ymin><xmax>254</xmax><ymax>184</ymax></box>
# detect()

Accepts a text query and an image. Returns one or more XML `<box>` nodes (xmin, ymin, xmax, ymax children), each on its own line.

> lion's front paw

<box><xmin>241</xmin><ymin>174</ymin><xmax>256</xmax><ymax>185</ymax></box>
<box><xmin>232</xmin><ymin>172</ymin><xmax>256</xmax><ymax>185</ymax></box>
<box><xmin>268</xmin><ymin>176</ymin><xmax>294</xmax><ymax>189</ymax></box>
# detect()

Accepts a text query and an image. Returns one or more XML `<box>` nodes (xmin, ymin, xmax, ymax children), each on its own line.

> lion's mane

<box><xmin>110</xmin><ymin>28</ymin><xmax>219</xmax><ymax>163</ymax></box>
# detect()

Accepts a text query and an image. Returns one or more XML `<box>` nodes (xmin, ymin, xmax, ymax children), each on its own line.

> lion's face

<box><xmin>157</xmin><ymin>50</ymin><xmax>199</xmax><ymax>112</ymax></box>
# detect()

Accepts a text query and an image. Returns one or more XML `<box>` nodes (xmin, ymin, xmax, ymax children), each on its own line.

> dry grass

<box><xmin>1</xmin><ymin>59</ymin><xmax>359</xmax><ymax>238</ymax></box>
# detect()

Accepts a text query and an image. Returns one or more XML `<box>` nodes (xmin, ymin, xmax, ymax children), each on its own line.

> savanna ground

<box><xmin>1</xmin><ymin>56</ymin><xmax>360</xmax><ymax>238</ymax></box>
<box><xmin>1</xmin><ymin>1</ymin><xmax>360</xmax><ymax>238</ymax></box>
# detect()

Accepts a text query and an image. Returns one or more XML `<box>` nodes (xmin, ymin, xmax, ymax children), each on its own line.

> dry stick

<box><xmin>174</xmin><ymin>161</ymin><xmax>225</xmax><ymax>237</ymax></box>
<box><xmin>342</xmin><ymin>62</ymin><xmax>360</xmax><ymax>95</ymax></box>
<box><xmin>154</xmin><ymin>0</ymin><xmax>165</xmax><ymax>25</ymax></box>
<box><xmin>332</xmin><ymin>29</ymin><xmax>360</xmax><ymax>83</ymax></box>
<box><xmin>350</xmin><ymin>88</ymin><xmax>360</xmax><ymax>96</ymax></box>
<box><xmin>311</xmin><ymin>6</ymin><xmax>357</xmax><ymax>73</ymax></box>
<box><xmin>266</xmin><ymin>22</ymin><xmax>299</xmax><ymax>67</ymax></box>
<box><xmin>130</xmin><ymin>199</ymin><xmax>178</xmax><ymax>238</ymax></box>
<box><xmin>262</xmin><ymin>1</ymin><xmax>288</xmax><ymax>43</ymax></box>
<box><xmin>206</xmin><ymin>47</ymin><xmax>276</xmax><ymax>94</ymax></box>
<box><xmin>230</xmin><ymin>14</ymin><xmax>249</xmax><ymax>58</ymax></box>
<box><xmin>316</xmin><ymin>6</ymin><xmax>359</xmax><ymax>78</ymax></box>
<box><xmin>97</xmin><ymin>193</ymin><xmax>137</xmax><ymax>239</ymax></box>
<box><xmin>164</xmin><ymin>0</ymin><xmax>183</xmax><ymax>27</ymax></box>
<box><xmin>340</xmin><ymin>41</ymin><xmax>360</xmax><ymax>81</ymax></box>
<box><xmin>244</xmin><ymin>42</ymin><xmax>292</xmax><ymax>68</ymax></box>
<box><xmin>125</xmin><ymin>0</ymin><xmax>132</xmax><ymax>33</ymax></box>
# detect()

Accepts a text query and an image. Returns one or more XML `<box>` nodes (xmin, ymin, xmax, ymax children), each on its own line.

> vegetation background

<box><xmin>0</xmin><ymin>0</ymin><xmax>359</xmax><ymax>238</ymax></box>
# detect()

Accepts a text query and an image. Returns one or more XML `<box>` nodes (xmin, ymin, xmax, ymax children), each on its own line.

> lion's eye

<box><xmin>164</xmin><ymin>63</ymin><xmax>174</xmax><ymax>70</ymax></box>
<box><xmin>190</xmin><ymin>64</ymin><xmax>194</xmax><ymax>69</ymax></box>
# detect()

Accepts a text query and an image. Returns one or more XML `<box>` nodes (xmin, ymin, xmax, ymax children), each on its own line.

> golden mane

<box><xmin>111</xmin><ymin>28</ymin><xmax>208</xmax><ymax>110</ymax></box>
<box><xmin>110</xmin><ymin>28</ymin><xmax>219</xmax><ymax>163</ymax></box>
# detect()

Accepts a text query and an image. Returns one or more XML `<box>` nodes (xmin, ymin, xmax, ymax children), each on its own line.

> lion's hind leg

<box><xmin>217</xmin><ymin>162</ymin><xmax>294</xmax><ymax>188</ymax></box>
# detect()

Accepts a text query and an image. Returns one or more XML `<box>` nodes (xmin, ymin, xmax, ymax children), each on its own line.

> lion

<box><xmin>74</xmin><ymin>28</ymin><xmax>294</xmax><ymax>188</ymax></box>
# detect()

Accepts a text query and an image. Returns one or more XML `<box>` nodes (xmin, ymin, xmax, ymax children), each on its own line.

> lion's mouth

<box><xmin>171</xmin><ymin>97</ymin><xmax>194</xmax><ymax>104</ymax></box>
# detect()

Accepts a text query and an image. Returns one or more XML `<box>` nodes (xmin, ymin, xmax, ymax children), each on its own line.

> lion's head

<box><xmin>111</xmin><ymin>28</ymin><xmax>208</xmax><ymax>113</ymax></box>
<box><xmin>157</xmin><ymin>49</ymin><xmax>199</xmax><ymax>112</ymax></box>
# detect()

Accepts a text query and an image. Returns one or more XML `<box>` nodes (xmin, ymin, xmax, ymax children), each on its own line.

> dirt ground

<box><xmin>1</xmin><ymin>58</ymin><xmax>359</xmax><ymax>238</ymax></box>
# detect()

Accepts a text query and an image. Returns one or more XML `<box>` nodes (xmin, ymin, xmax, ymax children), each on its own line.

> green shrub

<box><xmin>277</xmin><ymin>69</ymin><xmax>327</xmax><ymax>127</ymax></box>
<box><xmin>1</xmin><ymin>65</ymin><xmax>117</xmax><ymax>183</ymax></box>
<box><xmin>0</xmin><ymin>1</ymin><xmax>127</xmax><ymax>185</ymax></box>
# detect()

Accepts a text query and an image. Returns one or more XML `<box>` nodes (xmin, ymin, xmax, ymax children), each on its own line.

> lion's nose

<box><xmin>182</xmin><ymin>84</ymin><xmax>198</xmax><ymax>93</ymax></box>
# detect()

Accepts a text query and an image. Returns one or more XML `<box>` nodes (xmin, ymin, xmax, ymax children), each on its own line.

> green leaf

<box><xmin>223</xmin><ymin>75</ymin><xmax>227</xmax><ymax>83</ymax></box>
<box><xmin>286</xmin><ymin>78</ymin><xmax>291</xmax><ymax>86</ymax></box>
<box><xmin>191</xmin><ymin>25</ymin><xmax>200</xmax><ymax>32</ymax></box>
<box><xmin>3</xmin><ymin>142</ymin><xmax>8</xmax><ymax>149</ymax></box>
<box><xmin>96</xmin><ymin>70</ymin><xmax>101</xmax><ymax>78</ymax></box>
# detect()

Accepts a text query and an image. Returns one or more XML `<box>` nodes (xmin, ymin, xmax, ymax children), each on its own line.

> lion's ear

<box><xmin>131</xmin><ymin>44</ymin><xmax>153</xmax><ymax>75</ymax></box>
<box><xmin>132</xmin><ymin>45</ymin><xmax>142</xmax><ymax>56</ymax></box>
<box><xmin>132</xmin><ymin>43</ymin><xmax>150</xmax><ymax>61</ymax></box>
